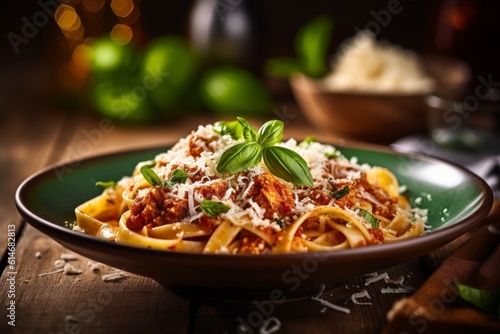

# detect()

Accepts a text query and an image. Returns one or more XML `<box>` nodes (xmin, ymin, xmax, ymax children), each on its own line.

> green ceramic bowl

<box><xmin>15</xmin><ymin>144</ymin><xmax>493</xmax><ymax>299</ymax></box>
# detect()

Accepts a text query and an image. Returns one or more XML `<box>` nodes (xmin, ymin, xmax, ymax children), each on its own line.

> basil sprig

<box><xmin>95</xmin><ymin>180</ymin><xmax>117</xmax><ymax>189</ymax></box>
<box><xmin>262</xmin><ymin>146</ymin><xmax>313</xmax><ymax>187</ymax></box>
<box><xmin>332</xmin><ymin>186</ymin><xmax>349</xmax><ymax>199</ymax></box>
<box><xmin>169</xmin><ymin>169</ymin><xmax>188</xmax><ymax>184</ymax></box>
<box><xmin>239</xmin><ymin>117</ymin><xmax>259</xmax><ymax>142</ymax></box>
<box><xmin>356</xmin><ymin>208</ymin><xmax>379</xmax><ymax>229</ymax></box>
<box><xmin>455</xmin><ymin>283</ymin><xmax>500</xmax><ymax>317</ymax></box>
<box><xmin>200</xmin><ymin>199</ymin><xmax>230</xmax><ymax>217</ymax></box>
<box><xmin>140</xmin><ymin>165</ymin><xmax>164</xmax><ymax>186</ymax></box>
<box><xmin>214</xmin><ymin>120</ymin><xmax>243</xmax><ymax>140</ymax></box>
<box><xmin>216</xmin><ymin>118</ymin><xmax>314</xmax><ymax>187</ymax></box>
<box><xmin>216</xmin><ymin>142</ymin><xmax>262</xmax><ymax>174</ymax></box>
<box><xmin>140</xmin><ymin>166</ymin><xmax>188</xmax><ymax>188</ymax></box>
<box><xmin>302</xmin><ymin>135</ymin><xmax>316</xmax><ymax>144</ymax></box>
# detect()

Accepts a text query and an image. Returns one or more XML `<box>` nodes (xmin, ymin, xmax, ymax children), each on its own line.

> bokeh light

<box><xmin>110</xmin><ymin>24</ymin><xmax>133</xmax><ymax>45</ymax></box>
<box><xmin>111</xmin><ymin>0</ymin><xmax>135</xmax><ymax>18</ymax></box>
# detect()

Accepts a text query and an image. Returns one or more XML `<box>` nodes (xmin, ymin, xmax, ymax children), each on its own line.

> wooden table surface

<box><xmin>0</xmin><ymin>103</ymin><xmax>485</xmax><ymax>334</ymax></box>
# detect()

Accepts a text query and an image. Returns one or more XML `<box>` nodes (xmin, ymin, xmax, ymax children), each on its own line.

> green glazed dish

<box><xmin>16</xmin><ymin>144</ymin><xmax>493</xmax><ymax>299</ymax></box>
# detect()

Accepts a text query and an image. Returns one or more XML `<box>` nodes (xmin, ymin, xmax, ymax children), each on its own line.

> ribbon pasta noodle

<box><xmin>75</xmin><ymin>123</ymin><xmax>426</xmax><ymax>254</ymax></box>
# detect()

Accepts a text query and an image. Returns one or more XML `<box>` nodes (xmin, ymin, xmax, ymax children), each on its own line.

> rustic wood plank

<box><xmin>0</xmin><ymin>107</ymin><xmax>66</xmax><ymax>261</ymax></box>
<box><xmin>191</xmin><ymin>259</ymin><xmax>426</xmax><ymax>333</ymax></box>
<box><xmin>0</xmin><ymin>225</ymin><xmax>191</xmax><ymax>333</ymax></box>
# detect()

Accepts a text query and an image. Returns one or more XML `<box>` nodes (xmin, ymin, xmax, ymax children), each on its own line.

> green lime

<box><xmin>142</xmin><ymin>36</ymin><xmax>199</xmax><ymax>111</ymax></box>
<box><xmin>90</xmin><ymin>80</ymin><xmax>154</xmax><ymax>124</ymax></box>
<box><xmin>200</xmin><ymin>66</ymin><xmax>271</xmax><ymax>116</ymax></box>
<box><xmin>87</xmin><ymin>36</ymin><xmax>139</xmax><ymax>79</ymax></box>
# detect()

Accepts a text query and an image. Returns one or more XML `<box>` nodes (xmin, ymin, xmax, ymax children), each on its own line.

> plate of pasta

<box><xmin>16</xmin><ymin>119</ymin><xmax>493</xmax><ymax>299</ymax></box>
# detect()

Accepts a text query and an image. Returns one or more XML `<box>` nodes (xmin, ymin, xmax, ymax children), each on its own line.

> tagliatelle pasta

<box><xmin>74</xmin><ymin>122</ymin><xmax>426</xmax><ymax>254</ymax></box>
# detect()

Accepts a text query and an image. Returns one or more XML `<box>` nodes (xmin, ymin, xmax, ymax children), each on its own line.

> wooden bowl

<box><xmin>290</xmin><ymin>75</ymin><xmax>429</xmax><ymax>144</ymax></box>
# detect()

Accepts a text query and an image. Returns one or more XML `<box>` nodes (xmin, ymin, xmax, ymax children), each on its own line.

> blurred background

<box><xmin>0</xmin><ymin>0</ymin><xmax>499</xmax><ymax>145</ymax></box>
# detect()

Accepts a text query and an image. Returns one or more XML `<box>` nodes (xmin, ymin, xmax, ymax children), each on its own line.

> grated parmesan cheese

<box><xmin>54</xmin><ymin>259</ymin><xmax>66</xmax><ymax>269</ymax></box>
<box><xmin>365</xmin><ymin>272</ymin><xmax>404</xmax><ymax>286</ymax></box>
<box><xmin>102</xmin><ymin>270</ymin><xmax>128</xmax><ymax>282</ymax></box>
<box><xmin>311</xmin><ymin>284</ymin><xmax>351</xmax><ymax>314</ymax></box>
<box><xmin>61</xmin><ymin>253</ymin><xmax>78</xmax><ymax>261</ymax></box>
<box><xmin>322</xmin><ymin>30</ymin><xmax>434</xmax><ymax>94</ymax></box>
<box><xmin>364</xmin><ymin>271</ymin><xmax>414</xmax><ymax>294</ymax></box>
<box><xmin>63</xmin><ymin>263</ymin><xmax>83</xmax><ymax>275</ymax></box>
<box><xmin>87</xmin><ymin>261</ymin><xmax>101</xmax><ymax>272</ymax></box>
<box><xmin>381</xmin><ymin>286</ymin><xmax>414</xmax><ymax>294</ymax></box>
<box><xmin>346</xmin><ymin>290</ymin><xmax>373</xmax><ymax>305</ymax></box>
<box><xmin>38</xmin><ymin>268</ymin><xmax>64</xmax><ymax>277</ymax></box>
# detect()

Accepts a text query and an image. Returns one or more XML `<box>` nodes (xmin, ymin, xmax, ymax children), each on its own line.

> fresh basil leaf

<box><xmin>95</xmin><ymin>180</ymin><xmax>117</xmax><ymax>189</ymax></box>
<box><xmin>264</xmin><ymin>57</ymin><xmax>301</xmax><ymax>78</ymax></box>
<box><xmin>356</xmin><ymin>208</ymin><xmax>379</xmax><ymax>228</ymax></box>
<box><xmin>325</xmin><ymin>150</ymin><xmax>341</xmax><ymax>159</ymax></box>
<box><xmin>169</xmin><ymin>169</ymin><xmax>188</xmax><ymax>185</ymax></box>
<box><xmin>456</xmin><ymin>283</ymin><xmax>500</xmax><ymax>314</ymax></box>
<box><xmin>214</xmin><ymin>120</ymin><xmax>243</xmax><ymax>140</ymax></box>
<box><xmin>237</xmin><ymin>117</ymin><xmax>258</xmax><ymax>142</ymax></box>
<box><xmin>262</xmin><ymin>146</ymin><xmax>313</xmax><ymax>186</ymax></box>
<box><xmin>303</xmin><ymin>135</ymin><xmax>316</xmax><ymax>144</ymax></box>
<box><xmin>140</xmin><ymin>165</ymin><xmax>165</xmax><ymax>187</ymax></box>
<box><xmin>258</xmin><ymin>120</ymin><xmax>284</xmax><ymax>147</ymax></box>
<box><xmin>200</xmin><ymin>199</ymin><xmax>230</xmax><ymax>217</ymax></box>
<box><xmin>217</xmin><ymin>142</ymin><xmax>262</xmax><ymax>174</ymax></box>
<box><xmin>333</xmin><ymin>186</ymin><xmax>349</xmax><ymax>199</ymax></box>
<box><xmin>138</xmin><ymin>160</ymin><xmax>156</xmax><ymax>169</ymax></box>
<box><xmin>295</xmin><ymin>15</ymin><xmax>334</xmax><ymax>78</ymax></box>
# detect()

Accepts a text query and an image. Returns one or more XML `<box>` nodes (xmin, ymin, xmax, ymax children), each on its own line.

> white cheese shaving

<box><xmin>72</xmin><ymin>225</ymin><xmax>85</xmax><ymax>233</ymax></box>
<box><xmin>63</xmin><ymin>263</ymin><xmax>83</xmax><ymax>275</ymax></box>
<box><xmin>381</xmin><ymin>286</ymin><xmax>414</xmax><ymax>294</ymax></box>
<box><xmin>102</xmin><ymin>270</ymin><xmax>128</xmax><ymax>282</ymax></box>
<box><xmin>345</xmin><ymin>290</ymin><xmax>373</xmax><ymax>305</ymax></box>
<box><xmin>311</xmin><ymin>284</ymin><xmax>351</xmax><ymax>314</ymax></box>
<box><xmin>61</xmin><ymin>253</ymin><xmax>78</xmax><ymax>261</ymax></box>
<box><xmin>87</xmin><ymin>261</ymin><xmax>101</xmax><ymax>272</ymax></box>
<box><xmin>188</xmin><ymin>212</ymin><xmax>203</xmax><ymax>222</ymax></box>
<box><xmin>38</xmin><ymin>268</ymin><xmax>64</xmax><ymax>277</ymax></box>
<box><xmin>54</xmin><ymin>259</ymin><xmax>66</xmax><ymax>269</ymax></box>
<box><xmin>364</xmin><ymin>271</ymin><xmax>414</xmax><ymax>294</ymax></box>
<box><xmin>248</xmin><ymin>198</ymin><xmax>265</xmax><ymax>220</ymax></box>
<box><xmin>222</xmin><ymin>188</ymin><xmax>234</xmax><ymax>201</ymax></box>
<box><xmin>364</xmin><ymin>272</ymin><xmax>404</xmax><ymax>286</ymax></box>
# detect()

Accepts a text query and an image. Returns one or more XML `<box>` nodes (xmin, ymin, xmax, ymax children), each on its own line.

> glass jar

<box><xmin>426</xmin><ymin>87</ymin><xmax>500</xmax><ymax>152</ymax></box>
